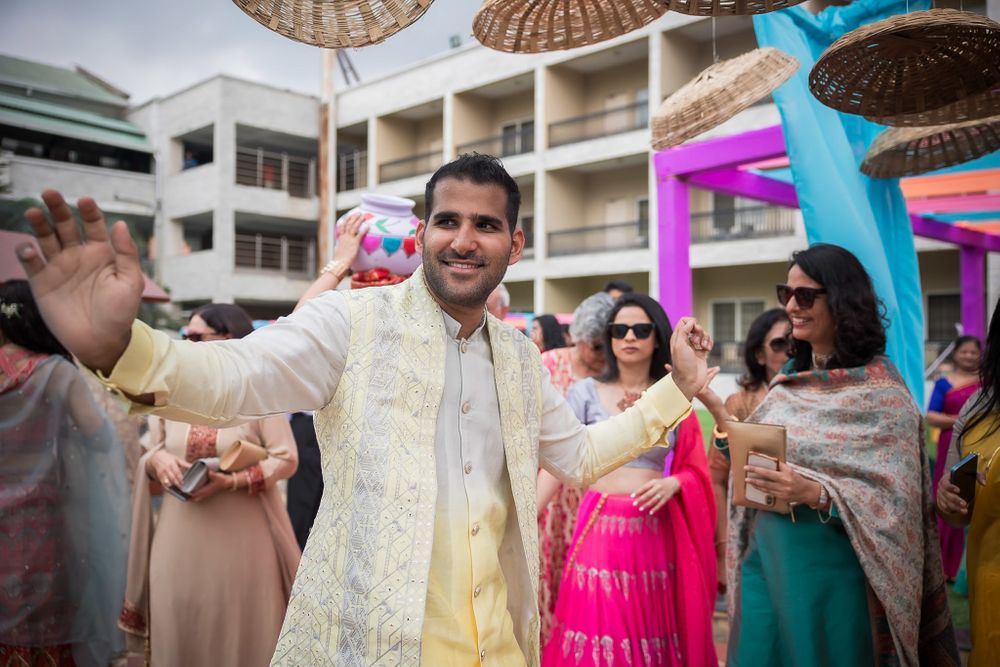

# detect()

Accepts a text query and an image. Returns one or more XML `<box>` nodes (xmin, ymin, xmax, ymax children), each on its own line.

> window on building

<box><xmin>740</xmin><ymin>301</ymin><xmax>765</xmax><ymax>337</ymax></box>
<box><xmin>636</xmin><ymin>197</ymin><xmax>649</xmax><ymax>241</ymax></box>
<box><xmin>927</xmin><ymin>293</ymin><xmax>961</xmax><ymax>341</ymax></box>
<box><xmin>712</xmin><ymin>302</ymin><xmax>737</xmax><ymax>341</ymax></box>
<box><xmin>713</xmin><ymin>193</ymin><xmax>736</xmax><ymax>234</ymax></box>
<box><xmin>712</xmin><ymin>299</ymin><xmax>766</xmax><ymax>341</ymax></box>
<box><xmin>520</xmin><ymin>215</ymin><xmax>534</xmax><ymax>249</ymax></box>
<box><xmin>501</xmin><ymin>120</ymin><xmax>533</xmax><ymax>156</ymax></box>
<box><xmin>634</xmin><ymin>88</ymin><xmax>650</xmax><ymax>126</ymax></box>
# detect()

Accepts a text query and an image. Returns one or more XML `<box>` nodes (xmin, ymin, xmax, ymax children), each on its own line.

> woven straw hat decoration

<box><xmin>861</xmin><ymin>114</ymin><xmax>1000</xmax><ymax>179</ymax></box>
<box><xmin>660</xmin><ymin>0</ymin><xmax>807</xmax><ymax>15</ymax></box>
<box><xmin>810</xmin><ymin>9</ymin><xmax>1000</xmax><ymax>122</ymax></box>
<box><xmin>231</xmin><ymin>0</ymin><xmax>434</xmax><ymax>48</ymax></box>
<box><xmin>473</xmin><ymin>0</ymin><xmax>667</xmax><ymax>54</ymax></box>
<box><xmin>870</xmin><ymin>87</ymin><xmax>1000</xmax><ymax>128</ymax></box>
<box><xmin>651</xmin><ymin>47</ymin><xmax>799</xmax><ymax>150</ymax></box>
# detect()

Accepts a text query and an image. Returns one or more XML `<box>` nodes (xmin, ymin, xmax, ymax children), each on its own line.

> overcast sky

<box><xmin>0</xmin><ymin>0</ymin><xmax>479</xmax><ymax>103</ymax></box>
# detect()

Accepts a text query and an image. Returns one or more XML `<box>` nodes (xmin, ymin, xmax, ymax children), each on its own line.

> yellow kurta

<box><xmin>96</xmin><ymin>267</ymin><xmax>691</xmax><ymax>665</ymax></box>
<box><xmin>959</xmin><ymin>417</ymin><xmax>1000</xmax><ymax>667</ymax></box>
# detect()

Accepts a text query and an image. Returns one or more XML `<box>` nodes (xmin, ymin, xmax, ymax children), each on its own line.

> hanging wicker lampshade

<box><xmin>652</xmin><ymin>47</ymin><xmax>798</xmax><ymax>150</ymax></box>
<box><xmin>231</xmin><ymin>0</ymin><xmax>434</xmax><ymax>48</ymax></box>
<box><xmin>810</xmin><ymin>9</ymin><xmax>1000</xmax><ymax>121</ymax></box>
<box><xmin>868</xmin><ymin>87</ymin><xmax>1000</xmax><ymax>128</ymax></box>
<box><xmin>473</xmin><ymin>0</ymin><xmax>667</xmax><ymax>53</ymax></box>
<box><xmin>861</xmin><ymin>115</ymin><xmax>1000</xmax><ymax>179</ymax></box>
<box><xmin>660</xmin><ymin>0</ymin><xmax>807</xmax><ymax>15</ymax></box>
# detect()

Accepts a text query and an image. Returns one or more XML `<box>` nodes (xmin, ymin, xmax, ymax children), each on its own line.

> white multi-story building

<box><xmin>327</xmin><ymin>8</ymin><xmax>988</xmax><ymax>370</ymax></box>
<box><xmin>129</xmin><ymin>76</ymin><xmax>320</xmax><ymax>318</ymax></box>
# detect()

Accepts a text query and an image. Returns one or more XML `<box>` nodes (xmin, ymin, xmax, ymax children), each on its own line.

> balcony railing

<box><xmin>234</xmin><ymin>233</ymin><xmax>315</xmax><ymax>276</ymax></box>
<box><xmin>337</xmin><ymin>150</ymin><xmax>367</xmax><ymax>192</ymax></box>
<box><xmin>457</xmin><ymin>129</ymin><xmax>534</xmax><ymax>158</ymax></box>
<box><xmin>235</xmin><ymin>146</ymin><xmax>317</xmax><ymax>198</ymax></box>
<box><xmin>547</xmin><ymin>219</ymin><xmax>649</xmax><ymax>257</ymax></box>
<box><xmin>708</xmin><ymin>341</ymin><xmax>744</xmax><ymax>374</ymax></box>
<box><xmin>379</xmin><ymin>150</ymin><xmax>443</xmax><ymax>183</ymax></box>
<box><xmin>691</xmin><ymin>206</ymin><xmax>797</xmax><ymax>244</ymax></box>
<box><xmin>549</xmin><ymin>101</ymin><xmax>648</xmax><ymax>147</ymax></box>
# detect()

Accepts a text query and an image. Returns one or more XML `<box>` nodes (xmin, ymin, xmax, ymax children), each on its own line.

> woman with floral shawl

<box><xmin>938</xmin><ymin>299</ymin><xmax>1000</xmax><ymax>666</ymax></box>
<box><xmin>700</xmin><ymin>244</ymin><xmax>958</xmax><ymax>666</ymax></box>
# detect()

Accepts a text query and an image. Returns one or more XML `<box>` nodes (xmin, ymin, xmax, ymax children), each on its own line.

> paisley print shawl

<box><xmin>730</xmin><ymin>357</ymin><xmax>958</xmax><ymax>667</ymax></box>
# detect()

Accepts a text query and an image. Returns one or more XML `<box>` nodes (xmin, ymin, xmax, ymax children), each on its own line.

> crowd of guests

<box><xmin>2</xmin><ymin>239</ymin><xmax>999</xmax><ymax>666</ymax></box>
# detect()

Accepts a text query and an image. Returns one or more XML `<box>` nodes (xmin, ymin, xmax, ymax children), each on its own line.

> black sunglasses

<box><xmin>608</xmin><ymin>323</ymin><xmax>656</xmax><ymax>340</ymax></box>
<box><xmin>767</xmin><ymin>337</ymin><xmax>790</xmax><ymax>354</ymax></box>
<box><xmin>776</xmin><ymin>284</ymin><xmax>827</xmax><ymax>309</ymax></box>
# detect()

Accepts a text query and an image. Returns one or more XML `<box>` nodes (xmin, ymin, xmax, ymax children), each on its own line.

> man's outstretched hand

<box><xmin>19</xmin><ymin>190</ymin><xmax>143</xmax><ymax>374</ymax></box>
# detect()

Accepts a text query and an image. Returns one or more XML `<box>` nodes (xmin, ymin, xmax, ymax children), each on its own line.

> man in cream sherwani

<box><xmin>20</xmin><ymin>154</ymin><xmax>712</xmax><ymax>666</ymax></box>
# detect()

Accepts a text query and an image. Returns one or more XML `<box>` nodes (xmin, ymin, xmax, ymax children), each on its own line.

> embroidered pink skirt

<box><xmin>541</xmin><ymin>491</ymin><xmax>682</xmax><ymax>667</ymax></box>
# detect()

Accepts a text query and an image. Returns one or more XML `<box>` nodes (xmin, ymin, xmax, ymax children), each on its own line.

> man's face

<box><xmin>416</xmin><ymin>178</ymin><xmax>524</xmax><ymax>311</ymax></box>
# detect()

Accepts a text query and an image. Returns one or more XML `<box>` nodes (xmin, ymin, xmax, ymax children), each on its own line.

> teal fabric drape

<box><xmin>753</xmin><ymin>0</ymin><xmax>930</xmax><ymax>405</ymax></box>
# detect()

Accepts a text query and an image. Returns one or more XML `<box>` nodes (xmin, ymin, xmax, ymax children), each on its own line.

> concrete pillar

<box><xmin>647</xmin><ymin>33</ymin><xmax>663</xmax><ymax>299</ymax></box>
<box><xmin>213</xmin><ymin>90</ymin><xmax>237</xmax><ymax>303</ymax></box>
<box><xmin>443</xmin><ymin>92</ymin><xmax>455</xmax><ymax>162</ymax></box>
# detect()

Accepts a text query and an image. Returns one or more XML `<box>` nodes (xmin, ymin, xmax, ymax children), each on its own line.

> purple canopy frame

<box><xmin>654</xmin><ymin>124</ymin><xmax>998</xmax><ymax>339</ymax></box>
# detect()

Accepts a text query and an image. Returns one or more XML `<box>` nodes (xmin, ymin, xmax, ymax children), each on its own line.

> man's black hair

<box><xmin>603</xmin><ymin>279</ymin><xmax>634</xmax><ymax>295</ymax></box>
<box><xmin>425</xmin><ymin>153</ymin><xmax>521</xmax><ymax>235</ymax></box>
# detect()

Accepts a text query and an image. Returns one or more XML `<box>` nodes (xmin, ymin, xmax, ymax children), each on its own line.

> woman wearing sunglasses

<box><xmin>703</xmin><ymin>308</ymin><xmax>790</xmax><ymax>595</ymax></box>
<box><xmin>120</xmin><ymin>304</ymin><xmax>302</xmax><ymax>667</ymax></box>
<box><xmin>937</xmin><ymin>300</ymin><xmax>1000</xmax><ymax>667</ymax></box>
<box><xmin>700</xmin><ymin>244</ymin><xmax>957</xmax><ymax>666</ymax></box>
<box><xmin>541</xmin><ymin>293</ymin><xmax>716</xmax><ymax>667</ymax></box>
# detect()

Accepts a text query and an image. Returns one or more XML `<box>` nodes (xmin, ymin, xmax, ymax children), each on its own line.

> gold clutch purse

<box><xmin>220</xmin><ymin>440</ymin><xmax>268</xmax><ymax>472</ymax></box>
<box><xmin>725</xmin><ymin>420</ymin><xmax>789</xmax><ymax>514</ymax></box>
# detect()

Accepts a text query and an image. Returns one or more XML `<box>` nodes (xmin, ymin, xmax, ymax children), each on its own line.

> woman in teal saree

<box><xmin>700</xmin><ymin>244</ymin><xmax>958</xmax><ymax>666</ymax></box>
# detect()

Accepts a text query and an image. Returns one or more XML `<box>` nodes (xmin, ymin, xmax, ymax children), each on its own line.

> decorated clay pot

<box><xmin>336</xmin><ymin>193</ymin><xmax>421</xmax><ymax>276</ymax></box>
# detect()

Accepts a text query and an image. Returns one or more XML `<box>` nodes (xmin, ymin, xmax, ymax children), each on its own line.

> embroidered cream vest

<box><xmin>270</xmin><ymin>267</ymin><xmax>544</xmax><ymax>666</ymax></box>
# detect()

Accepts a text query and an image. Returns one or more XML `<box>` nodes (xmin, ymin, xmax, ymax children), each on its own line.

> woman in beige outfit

<box><xmin>119</xmin><ymin>304</ymin><xmax>300</xmax><ymax>667</ymax></box>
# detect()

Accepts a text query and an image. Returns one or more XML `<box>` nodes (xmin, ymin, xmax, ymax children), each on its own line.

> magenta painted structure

<box><xmin>653</xmin><ymin>124</ymin><xmax>996</xmax><ymax>339</ymax></box>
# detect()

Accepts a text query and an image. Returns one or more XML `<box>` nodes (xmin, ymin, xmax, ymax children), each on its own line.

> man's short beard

<box><xmin>422</xmin><ymin>251</ymin><xmax>507</xmax><ymax>309</ymax></box>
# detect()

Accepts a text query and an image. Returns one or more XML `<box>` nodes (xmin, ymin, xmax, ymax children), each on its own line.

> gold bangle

<box><xmin>229</xmin><ymin>473</ymin><xmax>238</xmax><ymax>491</ymax></box>
<box><xmin>320</xmin><ymin>259</ymin><xmax>348</xmax><ymax>280</ymax></box>
<box><xmin>712</xmin><ymin>425</ymin><xmax>729</xmax><ymax>440</ymax></box>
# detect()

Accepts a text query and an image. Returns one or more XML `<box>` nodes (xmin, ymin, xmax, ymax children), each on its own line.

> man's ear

<box><xmin>508</xmin><ymin>227</ymin><xmax>525</xmax><ymax>266</ymax></box>
<box><xmin>415</xmin><ymin>220</ymin><xmax>426</xmax><ymax>253</ymax></box>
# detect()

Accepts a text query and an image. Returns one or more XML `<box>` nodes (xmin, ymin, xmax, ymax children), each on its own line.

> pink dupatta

<box><xmin>664</xmin><ymin>414</ymin><xmax>717</xmax><ymax>666</ymax></box>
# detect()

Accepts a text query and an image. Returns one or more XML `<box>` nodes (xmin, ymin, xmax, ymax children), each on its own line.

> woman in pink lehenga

<box><xmin>537</xmin><ymin>292</ymin><xmax>616</xmax><ymax>647</ymax></box>
<box><xmin>926</xmin><ymin>335</ymin><xmax>982</xmax><ymax>580</ymax></box>
<box><xmin>541</xmin><ymin>294</ymin><xmax>716</xmax><ymax>667</ymax></box>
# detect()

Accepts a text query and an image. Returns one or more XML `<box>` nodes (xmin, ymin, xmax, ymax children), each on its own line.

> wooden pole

<box><xmin>318</xmin><ymin>48</ymin><xmax>337</xmax><ymax>265</ymax></box>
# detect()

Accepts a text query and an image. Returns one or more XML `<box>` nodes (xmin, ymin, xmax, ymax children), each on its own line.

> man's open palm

<box><xmin>19</xmin><ymin>190</ymin><xmax>143</xmax><ymax>373</ymax></box>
